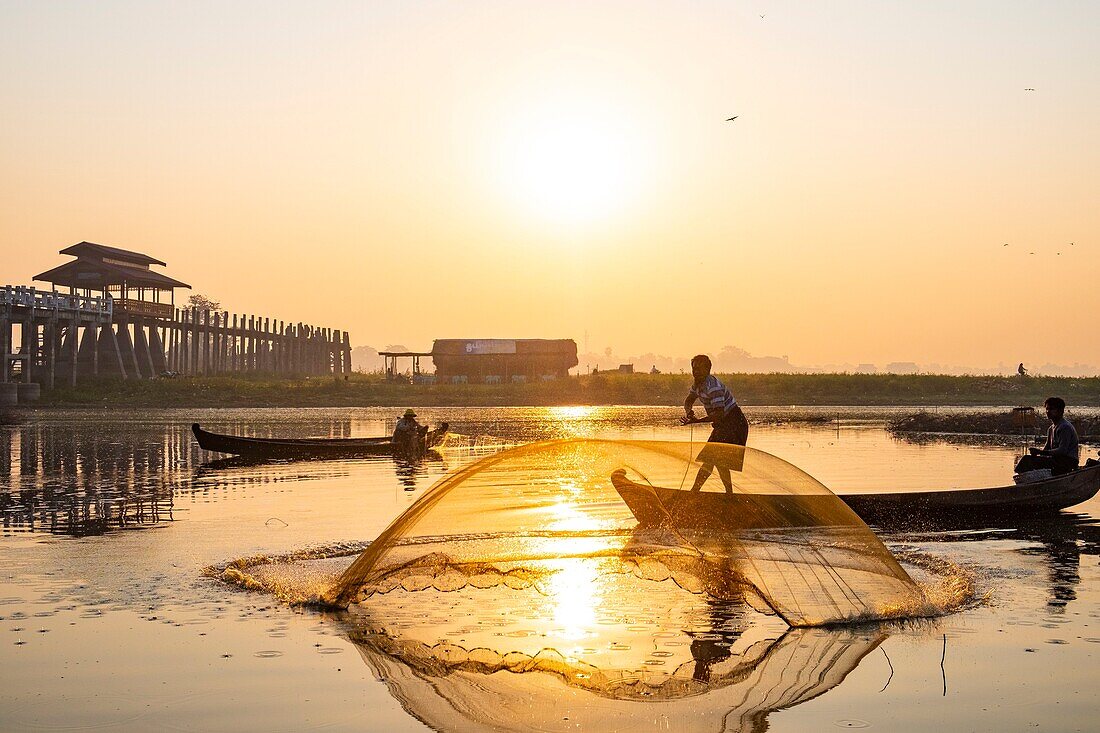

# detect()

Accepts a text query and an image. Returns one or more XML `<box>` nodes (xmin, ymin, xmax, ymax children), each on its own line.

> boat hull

<box><xmin>839</xmin><ymin>463</ymin><xmax>1100</xmax><ymax>519</ymax></box>
<box><xmin>191</xmin><ymin>423</ymin><xmax>448</xmax><ymax>459</ymax></box>
<box><xmin>610</xmin><ymin>463</ymin><xmax>1100</xmax><ymax>528</ymax></box>
<box><xmin>609</xmin><ymin>470</ymin><xmax>857</xmax><ymax>529</ymax></box>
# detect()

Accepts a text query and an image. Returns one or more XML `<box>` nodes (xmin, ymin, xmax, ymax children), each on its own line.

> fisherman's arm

<box><xmin>1031</xmin><ymin>428</ymin><xmax>1056</xmax><ymax>455</ymax></box>
<box><xmin>682</xmin><ymin>393</ymin><xmax>707</xmax><ymax>424</ymax></box>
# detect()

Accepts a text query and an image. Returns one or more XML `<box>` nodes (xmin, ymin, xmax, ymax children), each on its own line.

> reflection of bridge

<box><xmin>0</xmin><ymin>420</ymin><xmax>183</xmax><ymax>536</ymax></box>
<box><xmin>2</xmin><ymin>242</ymin><xmax>352</xmax><ymax>401</ymax></box>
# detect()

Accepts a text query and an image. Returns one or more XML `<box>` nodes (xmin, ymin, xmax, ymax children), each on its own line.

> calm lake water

<box><xmin>2</xmin><ymin>407</ymin><xmax>1099</xmax><ymax>732</ymax></box>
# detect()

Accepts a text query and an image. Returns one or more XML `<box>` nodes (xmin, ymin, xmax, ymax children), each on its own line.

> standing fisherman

<box><xmin>681</xmin><ymin>354</ymin><xmax>749</xmax><ymax>492</ymax></box>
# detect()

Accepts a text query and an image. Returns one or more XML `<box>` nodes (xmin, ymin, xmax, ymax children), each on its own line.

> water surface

<box><xmin>1</xmin><ymin>407</ymin><xmax>1098</xmax><ymax>731</ymax></box>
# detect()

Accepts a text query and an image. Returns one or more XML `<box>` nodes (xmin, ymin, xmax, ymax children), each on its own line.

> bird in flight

<box><xmin>726</xmin><ymin>116</ymin><xmax>738</xmax><ymax>121</ymax></box>
<box><xmin>1003</xmin><ymin>243</ymin><xmax>1009</xmax><ymax>247</ymax></box>
<box><xmin>760</xmin><ymin>14</ymin><xmax>766</xmax><ymax>18</ymax></box>
<box><xmin>1024</xmin><ymin>88</ymin><xmax>1035</xmax><ymax>91</ymax></box>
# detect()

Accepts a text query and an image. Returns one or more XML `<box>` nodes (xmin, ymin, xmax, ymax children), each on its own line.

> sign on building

<box><xmin>463</xmin><ymin>339</ymin><xmax>517</xmax><ymax>355</ymax></box>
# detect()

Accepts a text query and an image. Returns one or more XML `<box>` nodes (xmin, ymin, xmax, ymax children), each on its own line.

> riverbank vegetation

<box><xmin>888</xmin><ymin>409</ymin><xmax>1100</xmax><ymax>441</ymax></box>
<box><xmin>33</xmin><ymin>372</ymin><xmax>1100</xmax><ymax>408</ymax></box>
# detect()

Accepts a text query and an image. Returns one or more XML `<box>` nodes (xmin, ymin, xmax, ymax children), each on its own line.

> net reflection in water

<box><xmin>330</xmin><ymin>439</ymin><xmax>929</xmax><ymax>627</ymax></box>
<box><xmin>352</xmin><ymin>623</ymin><xmax>885</xmax><ymax>732</ymax></box>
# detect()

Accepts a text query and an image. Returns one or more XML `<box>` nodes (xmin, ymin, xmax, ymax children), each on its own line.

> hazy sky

<box><xmin>2</xmin><ymin>1</ymin><xmax>1097</xmax><ymax>369</ymax></box>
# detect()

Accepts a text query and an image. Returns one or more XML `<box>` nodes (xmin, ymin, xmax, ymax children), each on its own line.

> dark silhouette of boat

<box><xmin>610</xmin><ymin>463</ymin><xmax>1100</xmax><ymax>527</ymax></box>
<box><xmin>840</xmin><ymin>462</ymin><xmax>1100</xmax><ymax>519</ymax></box>
<box><xmin>191</xmin><ymin>422</ymin><xmax>448</xmax><ymax>460</ymax></box>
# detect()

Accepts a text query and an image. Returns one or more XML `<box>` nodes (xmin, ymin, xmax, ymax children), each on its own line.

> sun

<box><xmin>492</xmin><ymin>100</ymin><xmax>648</xmax><ymax>226</ymax></box>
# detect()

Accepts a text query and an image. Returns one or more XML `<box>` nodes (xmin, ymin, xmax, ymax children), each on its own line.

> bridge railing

<box><xmin>1</xmin><ymin>285</ymin><xmax>112</xmax><ymax>320</ymax></box>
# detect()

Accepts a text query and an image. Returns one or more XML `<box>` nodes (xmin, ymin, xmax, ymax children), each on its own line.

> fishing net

<box><xmin>328</xmin><ymin>439</ymin><xmax>926</xmax><ymax>626</ymax></box>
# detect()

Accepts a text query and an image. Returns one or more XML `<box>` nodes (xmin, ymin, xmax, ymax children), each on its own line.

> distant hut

<box><xmin>431</xmin><ymin>339</ymin><xmax>578</xmax><ymax>384</ymax></box>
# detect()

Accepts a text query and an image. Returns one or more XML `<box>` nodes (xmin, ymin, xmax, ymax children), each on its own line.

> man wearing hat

<box><xmin>392</xmin><ymin>409</ymin><xmax>422</xmax><ymax>453</ymax></box>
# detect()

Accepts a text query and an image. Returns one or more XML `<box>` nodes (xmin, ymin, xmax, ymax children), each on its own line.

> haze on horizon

<box><xmin>2</xmin><ymin>1</ymin><xmax>1097</xmax><ymax>372</ymax></box>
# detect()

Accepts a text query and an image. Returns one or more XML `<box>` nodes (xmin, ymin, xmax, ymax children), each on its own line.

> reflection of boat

<box><xmin>839</xmin><ymin>463</ymin><xmax>1100</xmax><ymax>519</ymax></box>
<box><xmin>349</xmin><ymin>621</ymin><xmax>885</xmax><ymax>733</ymax></box>
<box><xmin>611</xmin><ymin>465</ymin><xmax>1100</xmax><ymax>526</ymax></box>
<box><xmin>191</xmin><ymin>422</ymin><xmax>448</xmax><ymax>459</ymax></box>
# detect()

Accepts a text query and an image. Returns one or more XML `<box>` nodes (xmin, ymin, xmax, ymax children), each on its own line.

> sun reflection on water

<box><xmin>547</xmin><ymin>559</ymin><xmax>600</xmax><ymax>641</ymax></box>
<box><xmin>545</xmin><ymin>406</ymin><xmax>600</xmax><ymax>437</ymax></box>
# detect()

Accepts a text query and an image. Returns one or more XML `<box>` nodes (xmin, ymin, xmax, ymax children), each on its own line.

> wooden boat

<box><xmin>609</xmin><ymin>469</ymin><xmax>844</xmax><ymax>529</ymax></box>
<box><xmin>839</xmin><ymin>462</ymin><xmax>1100</xmax><ymax>519</ymax></box>
<box><xmin>191</xmin><ymin>422</ymin><xmax>449</xmax><ymax>460</ymax></box>
<box><xmin>610</xmin><ymin>463</ymin><xmax>1100</xmax><ymax>528</ymax></box>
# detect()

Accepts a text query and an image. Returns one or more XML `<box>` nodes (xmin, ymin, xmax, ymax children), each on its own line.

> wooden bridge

<box><xmin>1</xmin><ymin>242</ymin><xmax>352</xmax><ymax>403</ymax></box>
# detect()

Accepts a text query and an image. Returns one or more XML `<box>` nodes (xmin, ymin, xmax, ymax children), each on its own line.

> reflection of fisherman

<box><xmin>1014</xmin><ymin>397</ymin><xmax>1079</xmax><ymax>477</ymax></box>
<box><xmin>681</xmin><ymin>355</ymin><xmax>749</xmax><ymax>493</ymax></box>
<box><xmin>392</xmin><ymin>409</ymin><xmax>423</xmax><ymax>454</ymax></box>
<box><xmin>687</xmin><ymin>598</ymin><xmax>744</xmax><ymax>683</ymax></box>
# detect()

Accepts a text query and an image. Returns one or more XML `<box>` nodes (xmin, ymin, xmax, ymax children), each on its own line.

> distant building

<box><xmin>617</xmin><ymin>363</ymin><xmax>634</xmax><ymax>374</ymax></box>
<box><xmin>431</xmin><ymin>339</ymin><xmax>578</xmax><ymax>384</ymax></box>
<box><xmin>885</xmin><ymin>361</ymin><xmax>919</xmax><ymax>375</ymax></box>
<box><xmin>856</xmin><ymin>363</ymin><xmax>878</xmax><ymax>374</ymax></box>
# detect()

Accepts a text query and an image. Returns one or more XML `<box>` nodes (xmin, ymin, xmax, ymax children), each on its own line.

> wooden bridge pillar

<box><xmin>65</xmin><ymin>323</ymin><xmax>79</xmax><ymax>387</ymax></box>
<box><xmin>149</xmin><ymin>323</ymin><xmax>167</xmax><ymax>374</ymax></box>
<box><xmin>115</xmin><ymin>320</ymin><xmax>142</xmax><ymax>379</ymax></box>
<box><xmin>132</xmin><ymin>318</ymin><xmax>156</xmax><ymax>378</ymax></box>
<box><xmin>0</xmin><ymin>315</ymin><xmax>10</xmax><ymax>383</ymax></box>
<box><xmin>96</xmin><ymin>323</ymin><xmax>127</xmax><ymax>378</ymax></box>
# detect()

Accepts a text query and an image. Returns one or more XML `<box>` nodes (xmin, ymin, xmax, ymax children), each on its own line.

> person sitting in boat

<box><xmin>681</xmin><ymin>354</ymin><xmax>749</xmax><ymax>493</ymax></box>
<box><xmin>392</xmin><ymin>409</ymin><xmax>423</xmax><ymax>454</ymax></box>
<box><xmin>1015</xmin><ymin>397</ymin><xmax>1079</xmax><ymax>477</ymax></box>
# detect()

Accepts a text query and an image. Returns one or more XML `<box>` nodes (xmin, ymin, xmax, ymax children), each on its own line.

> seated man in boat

<box><xmin>1014</xmin><ymin>397</ymin><xmax>1079</xmax><ymax>477</ymax></box>
<box><xmin>392</xmin><ymin>409</ymin><xmax>423</xmax><ymax>454</ymax></box>
<box><xmin>681</xmin><ymin>354</ymin><xmax>750</xmax><ymax>493</ymax></box>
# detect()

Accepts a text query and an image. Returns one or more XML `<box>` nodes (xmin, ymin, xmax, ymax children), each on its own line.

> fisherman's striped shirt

<box><xmin>690</xmin><ymin>374</ymin><xmax>737</xmax><ymax>418</ymax></box>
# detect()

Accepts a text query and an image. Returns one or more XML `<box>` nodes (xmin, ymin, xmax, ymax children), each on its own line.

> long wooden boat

<box><xmin>610</xmin><ymin>463</ymin><xmax>1100</xmax><ymax>528</ymax></box>
<box><xmin>839</xmin><ymin>462</ymin><xmax>1100</xmax><ymax>519</ymax></box>
<box><xmin>191</xmin><ymin>422</ymin><xmax>448</xmax><ymax>460</ymax></box>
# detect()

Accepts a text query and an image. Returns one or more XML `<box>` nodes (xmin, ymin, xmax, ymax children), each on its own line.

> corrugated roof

<box><xmin>58</xmin><ymin>241</ymin><xmax>167</xmax><ymax>267</ymax></box>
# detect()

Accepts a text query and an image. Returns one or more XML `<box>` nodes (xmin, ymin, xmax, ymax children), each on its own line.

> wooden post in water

<box><xmin>230</xmin><ymin>314</ymin><xmax>238</xmax><ymax>372</ymax></box>
<box><xmin>68</xmin><ymin>322</ymin><xmax>79</xmax><ymax>387</ymax></box>
<box><xmin>261</xmin><ymin>317</ymin><xmax>269</xmax><ymax>372</ymax></box>
<box><xmin>188</xmin><ymin>308</ymin><xmax>198</xmax><ymax>375</ymax></box>
<box><xmin>277</xmin><ymin>320</ymin><xmax>286</xmax><ymax>374</ymax></box>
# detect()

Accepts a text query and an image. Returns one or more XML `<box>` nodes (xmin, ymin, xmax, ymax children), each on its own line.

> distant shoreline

<box><xmin>23</xmin><ymin>372</ymin><xmax>1100</xmax><ymax>408</ymax></box>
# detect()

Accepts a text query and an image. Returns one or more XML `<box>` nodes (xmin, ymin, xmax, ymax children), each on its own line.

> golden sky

<box><xmin>1</xmin><ymin>1</ymin><xmax>1097</xmax><ymax>369</ymax></box>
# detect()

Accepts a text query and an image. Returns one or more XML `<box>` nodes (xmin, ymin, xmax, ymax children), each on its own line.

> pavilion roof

<box><xmin>58</xmin><ymin>241</ymin><xmax>167</xmax><ymax>267</ymax></box>
<box><xmin>34</xmin><ymin>259</ymin><xmax>191</xmax><ymax>290</ymax></box>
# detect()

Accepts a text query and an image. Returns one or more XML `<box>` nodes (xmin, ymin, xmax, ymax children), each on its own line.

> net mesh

<box><xmin>328</xmin><ymin>439</ymin><xmax>927</xmax><ymax>626</ymax></box>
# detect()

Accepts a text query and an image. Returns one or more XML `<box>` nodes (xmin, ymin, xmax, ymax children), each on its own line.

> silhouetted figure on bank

<box><xmin>1018</xmin><ymin>363</ymin><xmax>1028</xmax><ymax>377</ymax></box>
<box><xmin>1015</xmin><ymin>397</ymin><xmax>1079</xmax><ymax>477</ymax></box>
<box><xmin>681</xmin><ymin>354</ymin><xmax>749</xmax><ymax>493</ymax></box>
